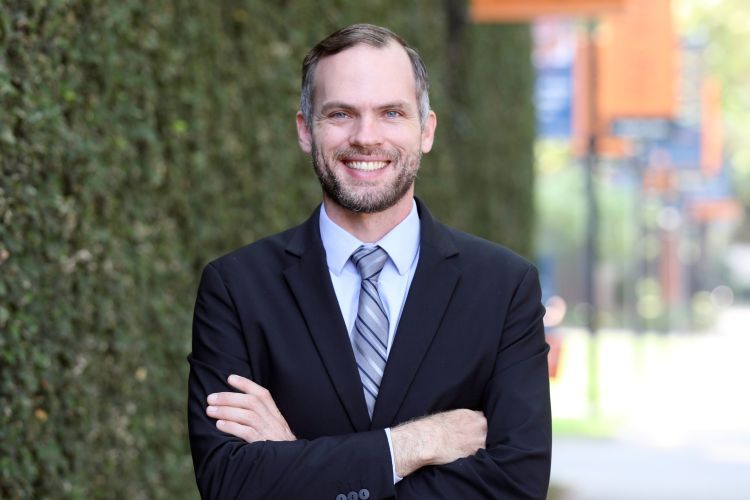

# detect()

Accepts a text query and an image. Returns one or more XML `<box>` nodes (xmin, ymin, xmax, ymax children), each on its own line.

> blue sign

<box><xmin>647</xmin><ymin>124</ymin><xmax>701</xmax><ymax>170</ymax></box>
<box><xmin>535</xmin><ymin>65</ymin><xmax>573</xmax><ymax>138</ymax></box>
<box><xmin>533</xmin><ymin>20</ymin><xmax>575</xmax><ymax>139</ymax></box>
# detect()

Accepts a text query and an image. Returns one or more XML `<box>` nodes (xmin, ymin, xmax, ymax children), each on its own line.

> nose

<box><xmin>349</xmin><ymin>114</ymin><xmax>383</xmax><ymax>148</ymax></box>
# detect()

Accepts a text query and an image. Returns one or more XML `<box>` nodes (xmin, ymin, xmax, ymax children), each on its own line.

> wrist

<box><xmin>391</xmin><ymin>418</ymin><xmax>436</xmax><ymax>477</ymax></box>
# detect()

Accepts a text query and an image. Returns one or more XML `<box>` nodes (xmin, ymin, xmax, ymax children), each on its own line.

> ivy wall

<box><xmin>0</xmin><ymin>1</ymin><xmax>534</xmax><ymax>497</ymax></box>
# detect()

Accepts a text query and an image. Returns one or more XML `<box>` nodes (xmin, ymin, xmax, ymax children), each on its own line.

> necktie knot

<box><xmin>351</xmin><ymin>245</ymin><xmax>388</xmax><ymax>282</ymax></box>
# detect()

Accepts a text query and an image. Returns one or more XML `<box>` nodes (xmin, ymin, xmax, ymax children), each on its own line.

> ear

<box><xmin>296</xmin><ymin>111</ymin><xmax>313</xmax><ymax>154</ymax></box>
<box><xmin>420</xmin><ymin>111</ymin><xmax>437</xmax><ymax>154</ymax></box>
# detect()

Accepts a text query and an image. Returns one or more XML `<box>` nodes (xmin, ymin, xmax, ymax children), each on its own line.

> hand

<box><xmin>206</xmin><ymin>374</ymin><xmax>296</xmax><ymax>443</ymax></box>
<box><xmin>391</xmin><ymin>409</ymin><xmax>487</xmax><ymax>478</ymax></box>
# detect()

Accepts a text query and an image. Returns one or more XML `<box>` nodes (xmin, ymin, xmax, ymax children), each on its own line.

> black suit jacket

<box><xmin>188</xmin><ymin>199</ymin><xmax>551</xmax><ymax>499</ymax></box>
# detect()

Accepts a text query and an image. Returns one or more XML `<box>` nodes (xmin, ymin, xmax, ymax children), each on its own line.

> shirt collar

<box><xmin>319</xmin><ymin>200</ymin><xmax>421</xmax><ymax>276</ymax></box>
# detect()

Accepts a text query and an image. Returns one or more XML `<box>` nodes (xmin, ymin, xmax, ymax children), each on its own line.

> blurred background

<box><xmin>1</xmin><ymin>0</ymin><xmax>747</xmax><ymax>498</ymax></box>
<box><xmin>527</xmin><ymin>0</ymin><xmax>750</xmax><ymax>498</ymax></box>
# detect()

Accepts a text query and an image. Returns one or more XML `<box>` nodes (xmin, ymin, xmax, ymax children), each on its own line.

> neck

<box><xmin>323</xmin><ymin>193</ymin><xmax>414</xmax><ymax>243</ymax></box>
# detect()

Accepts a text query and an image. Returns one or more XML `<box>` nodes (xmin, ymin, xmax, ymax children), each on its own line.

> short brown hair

<box><xmin>300</xmin><ymin>23</ymin><xmax>430</xmax><ymax>128</ymax></box>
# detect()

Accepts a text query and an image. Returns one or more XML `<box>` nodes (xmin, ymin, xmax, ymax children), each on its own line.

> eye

<box><xmin>384</xmin><ymin>110</ymin><xmax>402</xmax><ymax>118</ymax></box>
<box><xmin>329</xmin><ymin>111</ymin><xmax>350</xmax><ymax>119</ymax></box>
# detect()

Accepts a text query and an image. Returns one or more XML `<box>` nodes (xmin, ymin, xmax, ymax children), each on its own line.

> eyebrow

<box><xmin>318</xmin><ymin>101</ymin><xmax>356</xmax><ymax>115</ymax></box>
<box><xmin>377</xmin><ymin>101</ymin><xmax>411</xmax><ymax>111</ymax></box>
<box><xmin>318</xmin><ymin>100</ymin><xmax>414</xmax><ymax>115</ymax></box>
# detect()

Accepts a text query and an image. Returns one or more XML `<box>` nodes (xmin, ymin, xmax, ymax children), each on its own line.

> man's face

<box><xmin>296</xmin><ymin>42</ymin><xmax>436</xmax><ymax>213</ymax></box>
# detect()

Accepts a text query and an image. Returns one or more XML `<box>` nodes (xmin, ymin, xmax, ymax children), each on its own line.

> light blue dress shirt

<box><xmin>319</xmin><ymin>200</ymin><xmax>421</xmax><ymax>484</ymax></box>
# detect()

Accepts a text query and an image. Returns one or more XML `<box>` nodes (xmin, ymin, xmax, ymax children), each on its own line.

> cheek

<box><xmin>385</xmin><ymin>127</ymin><xmax>424</xmax><ymax>151</ymax></box>
<box><xmin>315</xmin><ymin>132</ymin><xmax>347</xmax><ymax>157</ymax></box>
<box><xmin>316</xmin><ymin>123</ymin><xmax>350</xmax><ymax>143</ymax></box>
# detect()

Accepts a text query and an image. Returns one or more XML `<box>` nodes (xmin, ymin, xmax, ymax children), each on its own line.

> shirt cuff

<box><xmin>384</xmin><ymin>428</ymin><xmax>403</xmax><ymax>484</ymax></box>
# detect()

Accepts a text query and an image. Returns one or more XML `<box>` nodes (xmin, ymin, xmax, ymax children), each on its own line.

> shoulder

<box><xmin>416</xmin><ymin>197</ymin><xmax>536</xmax><ymax>286</ymax></box>
<box><xmin>204</xmin><ymin>221</ymin><xmax>306</xmax><ymax>279</ymax></box>
<box><xmin>436</xmin><ymin>222</ymin><xmax>537</xmax><ymax>284</ymax></box>
<box><xmin>416</xmin><ymin>197</ymin><xmax>533</xmax><ymax>276</ymax></box>
<box><xmin>434</xmin><ymin>213</ymin><xmax>532</xmax><ymax>264</ymax></box>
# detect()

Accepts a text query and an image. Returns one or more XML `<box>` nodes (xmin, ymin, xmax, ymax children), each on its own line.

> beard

<box><xmin>311</xmin><ymin>142</ymin><xmax>421</xmax><ymax>214</ymax></box>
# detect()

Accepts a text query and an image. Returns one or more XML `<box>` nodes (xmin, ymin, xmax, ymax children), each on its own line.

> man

<box><xmin>188</xmin><ymin>23</ymin><xmax>551</xmax><ymax>499</ymax></box>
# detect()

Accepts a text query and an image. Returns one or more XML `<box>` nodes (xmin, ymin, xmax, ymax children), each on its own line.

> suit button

<box><xmin>336</xmin><ymin>495</ymin><xmax>347</xmax><ymax>500</ymax></box>
<box><xmin>359</xmin><ymin>489</ymin><xmax>370</xmax><ymax>499</ymax></box>
<box><xmin>348</xmin><ymin>492</ymin><xmax>358</xmax><ymax>500</ymax></box>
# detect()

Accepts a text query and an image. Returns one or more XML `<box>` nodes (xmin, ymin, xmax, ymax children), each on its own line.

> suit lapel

<box><xmin>372</xmin><ymin>200</ymin><xmax>461</xmax><ymax>428</ymax></box>
<box><xmin>282</xmin><ymin>208</ymin><xmax>372</xmax><ymax>432</ymax></box>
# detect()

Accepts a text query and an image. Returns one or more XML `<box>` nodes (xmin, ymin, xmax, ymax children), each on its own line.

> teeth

<box><xmin>346</xmin><ymin>161</ymin><xmax>388</xmax><ymax>171</ymax></box>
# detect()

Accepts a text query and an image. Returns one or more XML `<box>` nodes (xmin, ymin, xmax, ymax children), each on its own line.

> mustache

<box><xmin>332</xmin><ymin>147</ymin><xmax>399</xmax><ymax>162</ymax></box>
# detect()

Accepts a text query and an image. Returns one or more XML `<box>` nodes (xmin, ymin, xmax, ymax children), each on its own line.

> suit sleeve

<box><xmin>395</xmin><ymin>264</ymin><xmax>552</xmax><ymax>500</ymax></box>
<box><xmin>187</xmin><ymin>263</ymin><xmax>396</xmax><ymax>500</ymax></box>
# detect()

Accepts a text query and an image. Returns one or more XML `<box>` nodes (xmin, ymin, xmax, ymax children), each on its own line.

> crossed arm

<box><xmin>207</xmin><ymin>374</ymin><xmax>487</xmax><ymax>478</ymax></box>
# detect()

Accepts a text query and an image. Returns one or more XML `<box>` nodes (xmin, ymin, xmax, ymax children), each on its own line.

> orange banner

<box><xmin>572</xmin><ymin>32</ymin><xmax>631</xmax><ymax>157</ymax></box>
<box><xmin>690</xmin><ymin>199</ymin><xmax>742</xmax><ymax>222</ymax></box>
<box><xmin>701</xmin><ymin>77</ymin><xmax>723</xmax><ymax>176</ymax></box>
<box><xmin>471</xmin><ymin>0</ymin><xmax>625</xmax><ymax>22</ymax></box>
<box><xmin>597</xmin><ymin>0</ymin><xmax>677</xmax><ymax>120</ymax></box>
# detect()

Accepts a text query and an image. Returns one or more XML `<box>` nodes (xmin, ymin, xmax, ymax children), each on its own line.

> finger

<box><xmin>227</xmin><ymin>374</ymin><xmax>267</xmax><ymax>397</ymax></box>
<box><xmin>208</xmin><ymin>392</ymin><xmax>286</xmax><ymax>429</ymax></box>
<box><xmin>208</xmin><ymin>392</ymin><xmax>265</xmax><ymax>411</ymax></box>
<box><xmin>216</xmin><ymin>419</ymin><xmax>261</xmax><ymax>443</ymax></box>
<box><xmin>206</xmin><ymin>405</ymin><xmax>258</xmax><ymax>427</ymax></box>
<box><xmin>208</xmin><ymin>392</ymin><xmax>291</xmax><ymax>436</ymax></box>
<box><xmin>215</xmin><ymin>413</ymin><xmax>291</xmax><ymax>442</ymax></box>
<box><xmin>227</xmin><ymin>375</ymin><xmax>286</xmax><ymax>417</ymax></box>
<box><xmin>217</xmin><ymin>376</ymin><xmax>294</xmax><ymax>440</ymax></box>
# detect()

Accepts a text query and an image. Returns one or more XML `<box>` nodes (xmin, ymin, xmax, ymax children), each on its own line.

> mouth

<box><xmin>343</xmin><ymin>160</ymin><xmax>390</xmax><ymax>171</ymax></box>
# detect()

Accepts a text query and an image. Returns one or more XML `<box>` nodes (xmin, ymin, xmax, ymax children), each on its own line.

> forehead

<box><xmin>312</xmin><ymin>42</ymin><xmax>418</xmax><ymax>108</ymax></box>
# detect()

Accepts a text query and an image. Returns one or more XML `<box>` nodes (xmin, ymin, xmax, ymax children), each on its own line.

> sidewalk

<box><xmin>549</xmin><ymin>306</ymin><xmax>750</xmax><ymax>499</ymax></box>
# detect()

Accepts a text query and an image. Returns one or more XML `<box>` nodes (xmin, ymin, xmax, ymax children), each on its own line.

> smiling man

<box><xmin>188</xmin><ymin>24</ymin><xmax>551</xmax><ymax>500</ymax></box>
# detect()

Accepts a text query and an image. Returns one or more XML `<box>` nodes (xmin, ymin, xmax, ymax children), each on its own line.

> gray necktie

<box><xmin>351</xmin><ymin>245</ymin><xmax>390</xmax><ymax>418</ymax></box>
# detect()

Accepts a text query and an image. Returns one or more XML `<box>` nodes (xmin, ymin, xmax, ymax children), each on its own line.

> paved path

<box><xmin>549</xmin><ymin>307</ymin><xmax>750</xmax><ymax>499</ymax></box>
<box><xmin>551</xmin><ymin>435</ymin><xmax>750</xmax><ymax>500</ymax></box>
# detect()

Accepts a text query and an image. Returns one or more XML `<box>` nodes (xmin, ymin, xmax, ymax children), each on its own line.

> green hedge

<box><xmin>0</xmin><ymin>1</ymin><xmax>534</xmax><ymax>497</ymax></box>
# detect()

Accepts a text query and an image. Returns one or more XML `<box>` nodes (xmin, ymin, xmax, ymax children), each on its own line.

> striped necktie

<box><xmin>351</xmin><ymin>245</ymin><xmax>390</xmax><ymax>418</ymax></box>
